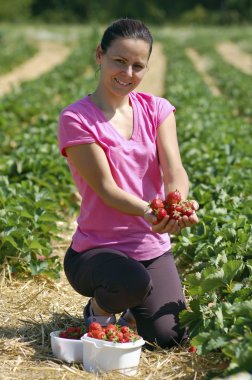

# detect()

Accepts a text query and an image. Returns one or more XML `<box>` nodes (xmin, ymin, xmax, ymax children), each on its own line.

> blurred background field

<box><xmin>1</xmin><ymin>0</ymin><xmax>252</xmax><ymax>25</ymax></box>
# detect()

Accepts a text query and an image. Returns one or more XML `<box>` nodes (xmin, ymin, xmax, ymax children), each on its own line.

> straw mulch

<box><xmin>0</xmin><ymin>223</ymin><xmax>225</xmax><ymax>380</ymax></box>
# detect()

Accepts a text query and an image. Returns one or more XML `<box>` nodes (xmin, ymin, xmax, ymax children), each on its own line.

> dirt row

<box><xmin>0</xmin><ymin>41</ymin><xmax>71</xmax><ymax>97</ymax></box>
<box><xmin>0</xmin><ymin>39</ymin><xmax>251</xmax><ymax>98</ymax></box>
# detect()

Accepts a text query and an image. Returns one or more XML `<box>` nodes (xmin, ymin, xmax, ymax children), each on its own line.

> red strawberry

<box><xmin>169</xmin><ymin>210</ymin><xmax>182</xmax><ymax>220</ymax></box>
<box><xmin>122</xmin><ymin>332</ymin><xmax>131</xmax><ymax>342</ymax></box>
<box><xmin>182</xmin><ymin>200</ymin><xmax>196</xmax><ymax>210</ymax></box>
<box><xmin>188</xmin><ymin>346</ymin><xmax>197</xmax><ymax>353</ymax></box>
<box><xmin>166</xmin><ymin>190</ymin><xmax>181</xmax><ymax>205</ymax></box>
<box><xmin>120</xmin><ymin>326</ymin><xmax>130</xmax><ymax>334</ymax></box>
<box><xmin>156</xmin><ymin>208</ymin><xmax>167</xmax><ymax>220</ymax></box>
<box><xmin>174</xmin><ymin>204</ymin><xmax>183</xmax><ymax>213</ymax></box>
<box><xmin>108</xmin><ymin>334</ymin><xmax>117</xmax><ymax>342</ymax></box>
<box><xmin>93</xmin><ymin>330</ymin><xmax>106</xmax><ymax>339</ymax></box>
<box><xmin>106</xmin><ymin>324</ymin><xmax>117</xmax><ymax>331</ymax></box>
<box><xmin>164</xmin><ymin>202</ymin><xmax>175</xmax><ymax>214</ymax></box>
<box><xmin>116</xmin><ymin>332</ymin><xmax>124</xmax><ymax>342</ymax></box>
<box><xmin>66</xmin><ymin>327</ymin><xmax>76</xmax><ymax>333</ymax></box>
<box><xmin>182</xmin><ymin>207</ymin><xmax>194</xmax><ymax>217</ymax></box>
<box><xmin>89</xmin><ymin>322</ymin><xmax>102</xmax><ymax>332</ymax></box>
<box><xmin>150</xmin><ymin>198</ymin><xmax>164</xmax><ymax>210</ymax></box>
<box><xmin>104</xmin><ymin>324</ymin><xmax>117</xmax><ymax>335</ymax></box>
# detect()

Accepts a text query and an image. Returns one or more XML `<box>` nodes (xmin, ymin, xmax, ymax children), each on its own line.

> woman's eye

<box><xmin>134</xmin><ymin>65</ymin><xmax>144</xmax><ymax>71</ymax></box>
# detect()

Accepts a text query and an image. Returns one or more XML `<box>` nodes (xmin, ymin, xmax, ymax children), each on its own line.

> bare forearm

<box><xmin>101</xmin><ymin>183</ymin><xmax>149</xmax><ymax>216</ymax></box>
<box><xmin>164</xmin><ymin>166</ymin><xmax>190</xmax><ymax>200</ymax></box>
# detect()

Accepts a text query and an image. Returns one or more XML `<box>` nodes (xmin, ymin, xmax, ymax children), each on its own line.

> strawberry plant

<box><xmin>0</xmin><ymin>26</ymin><xmax>37</xmax><ymax>74</ymax></box>
<box><xmin>0</xmin><ymin>29</ymin><xmax>98</xmax><ymax>278</ymax></box>
<box><xmin>160</xmin><ymin>32</ymin><xmax>252</xmax><ymax>377</ymax></box>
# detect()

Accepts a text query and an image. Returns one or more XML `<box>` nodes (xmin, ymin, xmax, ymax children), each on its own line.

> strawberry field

<box><xmin>1</xmin><ymin>24</ymin><xmax>252</xmax><ymax>379</ymax></box>
<box><xmin>160</xmin><ymin>27</ymin><xmax>252</xmax><ymax>377</ymax></box>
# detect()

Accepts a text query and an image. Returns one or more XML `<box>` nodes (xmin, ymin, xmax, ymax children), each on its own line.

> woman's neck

<box><xmin>90</xmin><ymin>86</ymin><xmax>130</xmax><ymax>113</ymax></box>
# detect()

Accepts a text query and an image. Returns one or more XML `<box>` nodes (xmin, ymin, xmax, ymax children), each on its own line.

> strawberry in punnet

<box><xmin>89</xmin><ymin>322</ymin><xmax>103</xmax><ymax>331</ymax></box>
<box><xmin>87</xmin><ymin>322</ymin><xmax>141</xmax><ymax>343</ymax></box>
<box><xmin>120</xmin><ymin>326</ymin><xmax>130</xmax><ymax>334</ymax></box>
<box><xmin>58</xmin><ymin>325</ymin><xmax>86</xmax><ymax>340</ymax></box>
<box><xmin>66</xmin><ymin>327</ymin><xmax>76</xmax><ymax>333</ymax></box>
<box><xmin>92</xmin><ymin>330</ymin><xmax>106</xmax><ymax>339</ymax></box>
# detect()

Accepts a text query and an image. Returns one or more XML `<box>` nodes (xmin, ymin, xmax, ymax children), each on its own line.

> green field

<box><xmin>0</xmin><ymin>24</ymin><xmax>252</xmax><ymax>379</ymax></box>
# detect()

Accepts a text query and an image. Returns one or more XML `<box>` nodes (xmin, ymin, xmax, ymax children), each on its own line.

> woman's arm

<box><xmin>65</xmin><ymin>143</ymin><xmax>151</xmax><ymax>217</ymax></box>
<box><xmin>157</xmin><ymin>112</ymin><xmax>189</xmax><ymax>199</ymax></box>
<box><xmin>153</xmin><ymin>112</ymin><xmax>199</xmax><ymax>234</ymax></box>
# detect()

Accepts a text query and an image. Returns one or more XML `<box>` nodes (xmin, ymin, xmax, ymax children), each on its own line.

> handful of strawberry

<box><xmin>149</xmin><ymin>190</ymin><xmax>197</xmax><ymax>224</ymax></box>
<box><xmin>59</xmin><ymin>326</ymin><xmax>86</xmax><ymax>340</ymax></box>
<box><xmin>87</xmin><ymin>322</ymin><xmax>140</xmax><ymax>343</ymax></box>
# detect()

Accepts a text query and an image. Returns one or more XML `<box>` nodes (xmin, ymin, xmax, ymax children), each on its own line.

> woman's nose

<box><xmin>124</xmin><ymin>65</ymin><xmax>133</xmax><ymax>76</ymax></box>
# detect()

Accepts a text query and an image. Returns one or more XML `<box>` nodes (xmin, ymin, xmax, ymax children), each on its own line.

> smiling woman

<box><xmin>93</xmin><ymin>38</ymin><xmax>150</xmax><ymax>120</ymax></box>
<box><xmin>57</xmin><ymin>18</ymin><xmax>199</xmax><ymax>349</ymax></box>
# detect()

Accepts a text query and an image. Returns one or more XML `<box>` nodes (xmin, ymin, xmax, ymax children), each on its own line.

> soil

<box><xmin>216</xmin><ymin>42</ymin><xmax>252</xmax><ymax>75</ymax></box>
<box><xmin>185</xmin><ymin>47</ymin><xmax>221</xmax><ymax>97</ymax></box>
<box><xmin>0</xmin><ymin>41</ymin><xmax>71</xmax><ymax>96</ymax></box>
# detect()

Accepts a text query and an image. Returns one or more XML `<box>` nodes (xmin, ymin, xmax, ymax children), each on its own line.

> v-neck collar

<box><xmin>86</xmin><ymin>92</ymin><xmax>138</xmax><ymax>142</ymax></box>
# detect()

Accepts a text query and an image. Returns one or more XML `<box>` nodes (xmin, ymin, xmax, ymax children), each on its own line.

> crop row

<box><xmin>160</xmin><ymin>33</ymin><xmax>252</xmax><ymax>377</ymax></box>
<box><xmin>185</xmin><ymin>28</ymin><xmax>252</xmax><ymax>120</ymax></box>
<box><xmin>0</xmin><ymin>27</ymin><xmax>38</xmax><ymax>75</ymax></box>
<box><xmin>1</xmin><ymin>25</ymin><xmax>251</xmax><ymax>376</ymax></box>
<box><xmin>0</xmin><ymin>29</ymin><xmax>97</xmax><ymax>278</ymax></box>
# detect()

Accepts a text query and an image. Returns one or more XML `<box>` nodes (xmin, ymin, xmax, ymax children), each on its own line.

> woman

<box><xmin>58</xmin><ymin>18</ymin><xmax>199</xmax><ymax>348</ymax></box>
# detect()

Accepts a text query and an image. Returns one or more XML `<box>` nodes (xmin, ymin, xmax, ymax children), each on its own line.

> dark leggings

<box><xmin>64</xmin><ymin>246</ymin><xmax>187</xmax><ymax>348</ymax></box>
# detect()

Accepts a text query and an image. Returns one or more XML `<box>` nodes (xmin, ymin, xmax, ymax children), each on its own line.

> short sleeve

<box><xmin>58</xmin><ymin>109</ymin><xmax>96</xmax><ymax>157</ymax></box>
<box><xmin>155</xmin><ymin>97</ymin><xmax>176</xmax><ymax>128</ymax></box>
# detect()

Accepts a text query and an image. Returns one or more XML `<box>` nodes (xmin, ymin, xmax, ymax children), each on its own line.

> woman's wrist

<box><xmin>142</xmin><ymin>203</ymin><xmax>152</xmax><ymax>217</ymax></box>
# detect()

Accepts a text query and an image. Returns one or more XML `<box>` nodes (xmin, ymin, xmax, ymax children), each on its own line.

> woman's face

<box><xmin>96</xmin><ymin>37</ymin><xmax>150</xmax><ymax>97</ymax></box>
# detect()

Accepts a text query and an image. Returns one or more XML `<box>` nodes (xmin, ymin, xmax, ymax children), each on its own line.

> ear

<box><xmin>95</xmin><ymin>45</ymin><xmax>103</xmax><ymax>65</ymax></box>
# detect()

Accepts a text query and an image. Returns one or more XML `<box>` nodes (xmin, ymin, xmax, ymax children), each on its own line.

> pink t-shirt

<box><xmin>58</xmin><ymin>91</ymin><xmax>175</xmax><ymax>260</ymax></box>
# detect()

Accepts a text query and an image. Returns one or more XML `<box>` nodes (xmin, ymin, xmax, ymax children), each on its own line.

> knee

<box><xmin>121</xmin><ymin>260</ymin><xmax>152</xmax><ymax>305</ymax></box>
<box><xmin>128</xmin><ymin>267</ymin><xmax>151</xmax><ymax>297</ymax></box>
<box><xmin>95</xmin><ymin>257</ymin><xmax>152</xmax><ymax>313</ymax></box>
<box><xmin>142</xmin><ymin>326</ymin><xmax>187</xmax><ymax>348</ymax></box>
<box><xmin>137</xmin><ymin>313</ymin><xmax>187</xmax><ymax>349</ymax></box>
<box><xmin>152</xmin><ymin>325</ymin><xmax>187</xmax><ymax>348</ymax></box>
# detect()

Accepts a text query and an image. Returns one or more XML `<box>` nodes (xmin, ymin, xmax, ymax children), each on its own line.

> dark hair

<box><xmin>100</xmin><ymin>18</ymin><xmax>153</xmax><ymax>58</ymax></box>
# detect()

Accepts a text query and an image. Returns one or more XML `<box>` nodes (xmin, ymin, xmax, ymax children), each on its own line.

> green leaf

<box><xmin>222</xmin><ymin>260</ymin><xmax>244</xmax><ymax>283</ymax></box>
<box><xmin>2</xmin><ymin>235</ymin><xmax>18</xmax><ymax>249</ymax></box>
<box><xmin>28</xmin><ymin>240</ymin><xmax>44</xmax><ymax>250</ymax></box>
